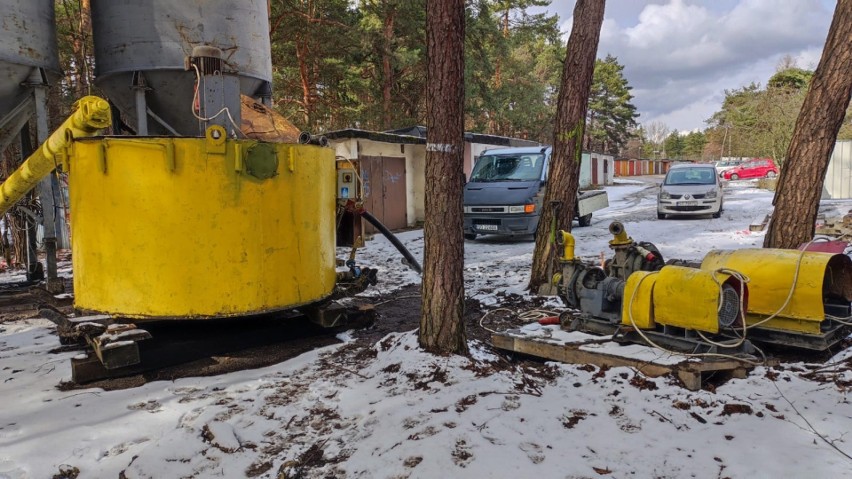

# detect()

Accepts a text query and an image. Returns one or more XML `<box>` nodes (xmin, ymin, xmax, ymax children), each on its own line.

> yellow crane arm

<box><xmin>0</xmin><ymin>96</ymin><xmax>111</xmax><ymax>217</ymax></box>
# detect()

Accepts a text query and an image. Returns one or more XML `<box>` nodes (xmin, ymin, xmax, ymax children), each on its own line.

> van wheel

<box><xmin>464</xmin><ymin>233</ymin><xmax>477</xmax><ymax>241</ymax></box>
<box><xmin>578</xmin><ymin>213</ymin><xmax>592</xmax><ymax>227</ymax></box>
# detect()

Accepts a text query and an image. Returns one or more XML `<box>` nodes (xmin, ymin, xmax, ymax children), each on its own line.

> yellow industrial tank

<box><xmin>67</xmin><ymin>125</ymin><xmax>338</xmax><ymax>319</ymax></box>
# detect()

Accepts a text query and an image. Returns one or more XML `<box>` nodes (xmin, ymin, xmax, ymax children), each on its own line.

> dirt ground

<box><xmin>7</xmin><ymin>278</ymin><xmax>847</xmax><ymax>392</ymax></box>
<box><xmin>0</xmin><ymin>281</ymin><xmax>542</xmax><ymax>391</ymax></box>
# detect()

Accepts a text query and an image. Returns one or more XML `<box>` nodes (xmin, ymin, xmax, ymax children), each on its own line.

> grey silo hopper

<box><xmin>90</xmin><ymin>0</ymin><xmax>273</xmax><ymax>136</ymax></box>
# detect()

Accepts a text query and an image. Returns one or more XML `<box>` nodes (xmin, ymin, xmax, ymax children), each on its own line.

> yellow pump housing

<box><xmin>652</xmin><ymin>266</ymin><xmax>741</xmax><ymax>333</ymax></box>
<box><xmin>701</xmin><ymin>249</ymin><xmax>852</xmax><ymax>334</ymax></box>
<box><xmin>68</xmin><ymin>126</ymin><xmax>338</xmax><ymax>319</ymax></box>
<box><xmin>621</xmin><ymin>271</ymin><xmax>658</xmax><ymax>329</ymax></box>
<box><xmin>622</xmin><ymin>266</ymin><xmax>746</xmax><ymax>334</ymax></box>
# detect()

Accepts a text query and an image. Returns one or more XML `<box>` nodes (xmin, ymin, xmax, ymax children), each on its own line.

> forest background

<box><xmin>43</xmin><ymin>0</ymin><xmax>852</xmax><ymax>164</ymax></box>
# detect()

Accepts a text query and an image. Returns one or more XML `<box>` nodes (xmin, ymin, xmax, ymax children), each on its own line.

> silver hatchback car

<box><xmin>657</xmin><ymin>164</ymin><xmax>723</xmax><ymax>219</ymax></box>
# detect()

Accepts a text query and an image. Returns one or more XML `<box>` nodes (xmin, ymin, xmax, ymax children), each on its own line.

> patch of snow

<box><xmin>0</xmin><ymin>180</ymin><xmax>850</xmax><ymax>478</ymax></box>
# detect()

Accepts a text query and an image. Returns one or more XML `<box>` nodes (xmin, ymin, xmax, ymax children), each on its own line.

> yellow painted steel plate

<box><xmin>68</xmin><ymin>136</ymin><xmax>337</xmax><ymax>319</ymax></box>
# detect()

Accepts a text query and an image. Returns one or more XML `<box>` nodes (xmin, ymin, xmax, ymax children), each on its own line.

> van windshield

<box><xmin>664</xmin><ymin>167</ymin><xmax>717</xmax><ymax>185</ymax></box>
<box><xmin>469</xmin><ymin>153</ymin><xmax>545</xmax><ymax>182</ymax></box>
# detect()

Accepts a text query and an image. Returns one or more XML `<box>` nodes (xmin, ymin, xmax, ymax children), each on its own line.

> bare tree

<box><xmin>644</xmin><ymin>121</ymin><xmax>670</xmax><ymax>148</ymax></box>
<box><xmin>419</xmin><ymin>0</ymin><xmax>467</xmax><ymax>354</ymax></box>
<box><xmin>764</xmin><ymin>0</ymin><xmax>852</xmax><ymax>249</ymax></box>
<box><xmin>528</xmin><ymin>0</ymin><xmax>605</xmax><ymax>292</ymax></box>
<box><xmin>776</xmin><ymin>53</ymin><xmax>798</xmax><ymax>72</ymax></box>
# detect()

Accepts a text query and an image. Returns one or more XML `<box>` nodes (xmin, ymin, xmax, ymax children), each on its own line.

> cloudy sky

<box><xmin>533</xmin><ymin>0</ymin><xmax>837</xmax><ymax>132</ymax></box>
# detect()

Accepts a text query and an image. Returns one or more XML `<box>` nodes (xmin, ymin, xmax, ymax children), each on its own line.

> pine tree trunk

<box><xmin>419</xmin><ymin>0</ymin><xmax>467</xmax><ymax>355</ymax></box>
<box><xmin>528</xmin><ymin>0</ymin><xmax>605</xmax><ymax>292</ymax></box>
<box><xmin>295</xmin><ymin>36</ymin><xmax>313</xmax><ymax>125</ymax></box>
<box><xmin>494</xmin><ymin>9</ymin><xmax>509</xmax><ymax>89</ymax></box>
<box><xmin>764</xmin><ymin>0</ymin><xmax>852</xmax><ymax>249</ymax></box>
<box><xmin>382</xmin><ymin>5</ymin><xmax>396</xmax><ymax>129</ymax></box>
<box><xmin>78</xmin><ymin>0</ymin><xmax>92</xmax><ymax>96</ymax></box>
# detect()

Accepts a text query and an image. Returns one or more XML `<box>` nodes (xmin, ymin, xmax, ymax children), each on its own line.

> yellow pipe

<box><xmin>556</xmin><ymin>230</ymin><xmax>575</xmax><ymax>261</ymax></box>
<box><xmin>608</xmin><ymin>221</ymin><xmax>632</xmax><ymax>246</ymax></box>
<box><xmin>0</xmin><ymin>96</ymin><xmax>111</xmax><ymax>217</ymax></box>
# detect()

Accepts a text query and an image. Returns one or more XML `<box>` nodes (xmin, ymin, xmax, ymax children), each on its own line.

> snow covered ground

<box><xmin>1</xmin><ymin>178</ymin><xmax>851</xmax><ymax>479</ymax></box>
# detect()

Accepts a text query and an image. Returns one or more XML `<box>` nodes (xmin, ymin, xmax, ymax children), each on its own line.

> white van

<box><xmin>463</xmin><ymin>146</ymin><xmax>609</xmax><ymax>239</ymax></box>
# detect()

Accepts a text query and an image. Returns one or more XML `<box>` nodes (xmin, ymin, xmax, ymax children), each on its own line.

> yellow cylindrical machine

<box><xmin>701</xmin><ymin>249</ymin><xmax>852</xmax><ymax>334</ymax></box>
<box><xmin>650</xmin><ymin>266</ymin><xmax>744</xmax><ymax>334</ymax></box>
<box><xmin>68</xmin><ymin>125</ymin><xmax>338</xmax><ymax>319</ymax></box>
<box><xmin>621</xmin><ymin>270</ymin><xmax>658</xmax><ymax>329</ymax></box>
<box><xmin>622</xmin><ymin>266</ymin><xmax>746</xmax><ymax>334</ymax></box>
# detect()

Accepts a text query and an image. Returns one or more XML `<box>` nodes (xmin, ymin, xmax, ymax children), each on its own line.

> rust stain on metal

<box><xmin>18</xmin><ymin>46</ymin><xmax>44</xmax><ymax>62</ymax></box>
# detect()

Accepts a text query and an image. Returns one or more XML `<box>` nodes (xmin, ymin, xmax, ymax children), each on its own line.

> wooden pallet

<box><xmin>815</xmin><ymin>213</ymin><xmax>852</xmax><ymax>241</ymax></box>
<box><xmin>749</xmin><ymin>213</ymin><xmax>771</xmax><ymax>232</ymax></box>
<box><xmin>492</xmin><ymin>329</ymin><xmax>758</xmax><ymax>391</ymax></box>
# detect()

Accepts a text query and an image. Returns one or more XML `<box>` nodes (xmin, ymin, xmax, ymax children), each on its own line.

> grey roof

<box><xmin>325</xmin><ymin>126</ymin><xmax>540</xmax><ymax>148</ymax></box>
<box><xmin>323</xmin><ymin>128</ymin><xmax>426</xmax><ymax>145</ymax></box>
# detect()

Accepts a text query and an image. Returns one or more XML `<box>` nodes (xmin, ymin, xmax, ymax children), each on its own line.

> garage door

<box><xmin>361</xmin><ymin>156</ymin><xmax>407</xmax><ymax>232</ymax></box>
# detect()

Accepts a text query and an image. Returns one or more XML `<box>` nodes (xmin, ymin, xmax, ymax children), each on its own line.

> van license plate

<box><xmin>678</xmin><ymin>201</ymin><xmax>698</xmax><ymax>206</ymax></box>
<box><xmin>476</xmin><ymin>224</ymin><xmax>498</xmax><ymax>231</ymax></box>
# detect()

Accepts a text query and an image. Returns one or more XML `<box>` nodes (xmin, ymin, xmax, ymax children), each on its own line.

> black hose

<box><xmin>359</xmin><ymin>210</ymin><xmax>422</xmax><ymax>274</ymax></box>
<box><xmin>309</xmin><ymin>135</ymin><xmax>328</xmax><ymax>147</ymax></box>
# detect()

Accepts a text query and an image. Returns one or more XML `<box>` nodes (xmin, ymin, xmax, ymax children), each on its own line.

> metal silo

<box><xmin>0</xmin><ymin>0</ymin><xmax>64</xmax><ymax>289</ymax></box>
<box><xmin>90</xmin><ymin>0</ymin><xmax>273</xmax><ymax>136</ymax></box>
<box><xmin>0</xmin><ymin>0</ymin><xmax>60</xmax><ymax>123</ymax></box>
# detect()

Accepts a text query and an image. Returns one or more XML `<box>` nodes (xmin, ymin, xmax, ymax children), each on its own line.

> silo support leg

<box><xmin>32</xmin><ymin>78</ymin><xmax>63</xmax><ymax>293</ymax></box>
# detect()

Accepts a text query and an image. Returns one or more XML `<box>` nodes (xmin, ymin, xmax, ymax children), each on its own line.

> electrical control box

<box><xmin>337</xmin><ymin>168</ymin><xmax>357</xmax><ymax>199</ymax></box>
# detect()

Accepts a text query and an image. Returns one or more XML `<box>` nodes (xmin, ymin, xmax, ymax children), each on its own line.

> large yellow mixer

<box><xmin>69</xmin><ymin>129</ymin><xmax>337</xmax><ymax>318</ymax></box>
<box><xmin>1</xmin><ymin>96</ymin><xmax>339</xmax><ymax>319</ymax></box>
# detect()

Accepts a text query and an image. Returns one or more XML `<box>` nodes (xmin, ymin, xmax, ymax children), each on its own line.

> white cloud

<box><xmin>624</xmin><ymin>0</ymin><xmax>711</xmax><ymax>49</ymax></box>
<box><xmin>553</xmin><ymin>0</ymin><xmax>834</xmax><ymax>130</ymax></box>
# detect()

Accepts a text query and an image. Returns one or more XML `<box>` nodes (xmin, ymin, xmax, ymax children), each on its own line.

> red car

<box><xmin>722</xmin><ymin>158</ymin><xmax>778</xmax><ymax>180</ymax></box>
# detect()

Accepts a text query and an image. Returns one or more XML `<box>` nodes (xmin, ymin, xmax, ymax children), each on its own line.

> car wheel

<box><xmin>464</xmin><ymin>233</ymin><xmax>477</xmax><ymax>241</ymax></box>
<box><xmin>730</xmin><ymin>173</ymin><xmax>739</xmax><ymax>180</ymax></box>
<box><xmin>578</xmin><ymin>213</ymin><xmax>592</xmax><ymax>227</ymax></box>
<box><xmin>766</xmin><ymin>171</ymin><xmax>777</xmax><ymax>178</ymax></box>
<box><xmin>657</xmin><ymin>212</ymin><xmax>666</xmax><ymax>220</ymax></box>
<box><xmin>712</xmin><ymin>207</ymin><xmax>722</xmax><ymax>219</ymax></box>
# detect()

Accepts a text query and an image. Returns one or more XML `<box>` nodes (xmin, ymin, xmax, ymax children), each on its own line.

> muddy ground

<box><xmin>3</xmin><ymin>279</ymin><xmax>848</xmax><ymax>392</ymax></box>
<box><xmin>0</xmin><ymin>280</ymin><xmax>552</xmax><ymax>390</ymax></box>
